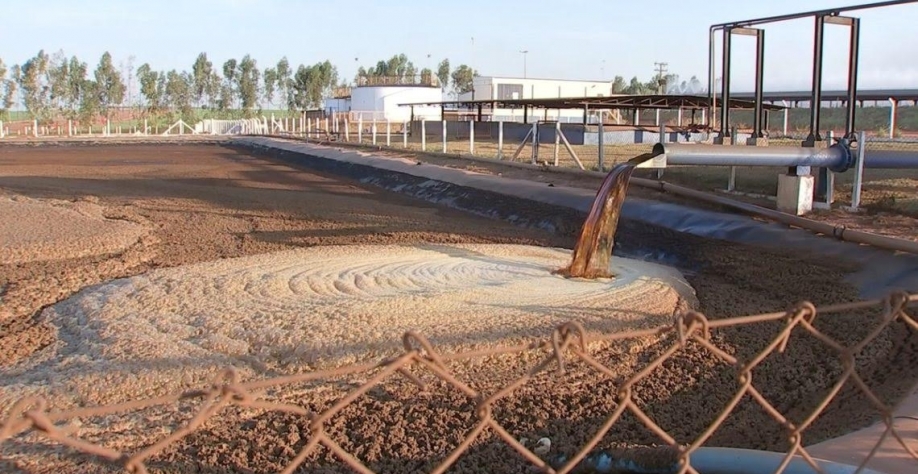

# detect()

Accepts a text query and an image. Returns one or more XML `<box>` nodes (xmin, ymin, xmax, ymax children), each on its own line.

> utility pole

<box><xmin>654</xmin><ymin>62</ymin><xmax>669</xmax><ymax>94</ymax></box>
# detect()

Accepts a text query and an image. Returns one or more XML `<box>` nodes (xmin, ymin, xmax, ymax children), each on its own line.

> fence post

<box><xmin>324</xmin><ymin>117</ymin><xmax>329</xmax><ymax>136</ymax></box>
<box><xmin>403</xmin><ymin>121</ymin><xmax>408</xmax><ymax>148</ymax></box>
<box><xmin>358</xmin><ymin>117</ymin><xmax>363</xmax><ymax>143</ymax></box>
<box><xmin>372</xmin><ymin>122</ymin><xmax>377</xmax><ymax>145</ymax></box>
<box><xmin>530</xmin><ymin>122</ymin><xmax>538</xmax><ymax>165</ymax></box>
<box><xmin>823</xmin><ymin>130</ymin><xmax>835</xmax><ymax>204</ymax></box>
<box><xmin>421</xmin><ymin>119</ymin><xmax>427</xmax><ymax>151</ymax></box>
<box><xmin>33</xmin><ymin>119</ymin><xmax>38</xmax><ymax>137</ymax></box>
<box><xmin>0</xmin><ymin>120</ymin><xmax>4</xmax><ymax>139</ymax></box>
<box><xmin>469</xmin><ymin>120</ymin><xmax>474</xmax><ymax>154</ymax></box>
<box><xmin>554</xmin><ymin>121</ymin><xmax>561</xmax><ymax>166</ymax></box>
<box><xmin>442</xmin><ymin>120</ymin><xmax>447</xmax><ymax>153</ymax></box>
<box><xmin>850</xmin><ymin>131</ymin><xmax>866</xmax><ymax>210</ymax></box>
<box><xmin>386</xmin><ymin>120</ymin><xmax>391</xmax><ymax>147</ymax></box>
<box><xmin>68</xmin><ymin>120</ymin><xmax>72</xmax><ymax>137</ymax></box>
<box><xmin>497</xmin><ymin>121</ymin><xmax>504</xmax><ymax>160</ymax></box>
<box><xmin>727</xmin><ymin>126</ymin><xmax>738</xmax><ymax>191</ymax></box>
<box><xmin>598</xmin><ymin>117</ymin><xmax>605</xmax><ymax>172</ymax></box>
<box><xmin>344</xmin><ymin>119</ymin><xmax>350</xmax><ymax>141</ymax></box>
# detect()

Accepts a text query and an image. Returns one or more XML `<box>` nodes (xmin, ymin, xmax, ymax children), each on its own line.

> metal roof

<box><xmin>730</xmin><ymin>89</ymin><xmax>918</xmax><ymax>103</ymax></box>
<box><xmin>399</xmin><ymin>94</ymin><xmax>785</xmax><ymax>111</ymax></box>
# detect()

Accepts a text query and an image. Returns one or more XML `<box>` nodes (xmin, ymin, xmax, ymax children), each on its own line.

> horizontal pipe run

<box><xmin>862</xmin><ymin>150</ymin><xmax>918</xmax><ymax>169</ymax></box>
<box><xmin>652</xmin><ymin>143</ymin><xmax>854</xmax><ymax>173</ymax></box>
<box><xmin>630</xmin><ymin>177</ymin><xmax>918</xmax><ymax>255</ymax></box>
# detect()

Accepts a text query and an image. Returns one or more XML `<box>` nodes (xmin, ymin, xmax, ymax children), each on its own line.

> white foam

<box><xmin>0</xmin><ymin>244</ymin><xmax>694</xmax><ymax>410</ymax></box>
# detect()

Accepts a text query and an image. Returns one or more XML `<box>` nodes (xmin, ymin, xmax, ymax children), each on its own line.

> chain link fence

<box><xmin>3</xmin><ymin>292</ymin><xmax>917</xmax><ymax>473</ymax></box>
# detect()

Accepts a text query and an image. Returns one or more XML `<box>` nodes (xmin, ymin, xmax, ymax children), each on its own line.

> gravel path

<box><xmin>1</xmin><ymin>143</ymin><xmax>916</xmax><ymax>474</ymax></box>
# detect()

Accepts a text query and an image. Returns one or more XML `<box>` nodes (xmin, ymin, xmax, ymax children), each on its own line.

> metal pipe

<box><xmin>845</xmin><ymin>18</ymin><xmax>861</xmax><ymax>137</ymax></box>
<box><xmin>711</xmin><ymin>0</ymin><xmax>918</xmax><ymax>28</ymax></box>
<box><xmin>652</xmin><ymin>143</ymin><xmax>854</xmax><ymax>172</ymax></box>
<box><xmin>862</xmin><ymin>150</ymin><xmax>918</xmax><ymax>168</ymax></box>
<box><xmin>708</xmin><ymin>27</ymin><xmax>719</xmax><ymax>130</ymax></box>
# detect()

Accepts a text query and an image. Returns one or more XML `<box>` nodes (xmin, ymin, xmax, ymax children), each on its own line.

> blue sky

<box><xmin>5</xmin><ymin>0</ymin><xmax>918</xmax><ymax>91</ymax></box>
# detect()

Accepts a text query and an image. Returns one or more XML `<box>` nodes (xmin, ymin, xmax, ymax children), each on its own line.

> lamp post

<box><xmin>519</xmin><ymin>50</ymin><xmax>529</xmax><ymax>78</ymax></box>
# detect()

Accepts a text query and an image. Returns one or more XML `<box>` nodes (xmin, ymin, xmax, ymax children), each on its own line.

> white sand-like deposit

<box><xmin>0</xmin><ymin>244</ymin><xmax>694</xmax><ymax>411</ymax></box>
<box><xmin>0</xmin><ymin>194</ymin><xmax>147</xmax><ymax>265</ymax></box>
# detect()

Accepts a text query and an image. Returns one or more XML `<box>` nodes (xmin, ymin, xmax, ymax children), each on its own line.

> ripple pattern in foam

<box><xmin>0</xmin><ymin>243</ymin><xmax>695</xmax><ymax>409</ymax></box>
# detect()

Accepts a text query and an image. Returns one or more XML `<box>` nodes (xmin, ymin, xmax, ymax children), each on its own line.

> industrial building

<box><xmin>457</xmin><ymin>76</ymin><xmax>618</xmax><ymax>122</ymax></box>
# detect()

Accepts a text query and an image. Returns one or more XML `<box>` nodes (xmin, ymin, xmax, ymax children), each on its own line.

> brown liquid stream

<box><xmin>556</xmin><ymin>153</ymin><xmax>659</xmax><ymax>279</ymax></box>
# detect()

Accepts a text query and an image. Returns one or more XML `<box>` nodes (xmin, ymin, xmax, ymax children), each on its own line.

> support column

<box><xmin>806</xmin><ymin>15</ymin><xmax>826</xmax><ymax>145</ymax></box>
<box><xmin>719</xmin><ymin>27</ymin><xmax>733</xmax><ymax>140</ymax></box>
<box><xmin>845</xmin><ymin>18</ymin><xmax>860</xmax><ymax>138</ymax></box>
<box><xmin>889</xmin><ymin>98</ymin><xmax>897</xmax><ymax>138</ymax></box>
<box><xmin>752</xmin><ymin>28</ymin><xmax>766</xmax><ymax>140</ymax></box>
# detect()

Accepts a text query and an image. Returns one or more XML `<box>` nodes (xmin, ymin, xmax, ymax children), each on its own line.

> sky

<box><xmin>4</xmin><ymin>0</ymin><xmax>918</xmax><ymax>92</ymax></box>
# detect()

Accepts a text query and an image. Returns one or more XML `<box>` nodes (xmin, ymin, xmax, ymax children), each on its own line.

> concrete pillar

<box><xmin>777</xmin><ymin>174</ymin><xmax>815</xmax><ymax>216</ymax></box>
<box><xmin>889</xmin><ymin>98</ymin><xmax>897</xmax><ymax>138</ymax></box>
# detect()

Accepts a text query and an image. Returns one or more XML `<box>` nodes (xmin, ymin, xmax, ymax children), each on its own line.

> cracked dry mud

<box><xmin>1</xmin><ymin>143</ymin><xmax>916</xmax><ymax>474</ymax></box>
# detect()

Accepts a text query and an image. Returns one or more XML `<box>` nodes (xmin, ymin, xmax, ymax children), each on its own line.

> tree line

<box><xmin>0</xmin><ymin>51</ymin><xmax>481</xmax><ymax>125</ymax></box>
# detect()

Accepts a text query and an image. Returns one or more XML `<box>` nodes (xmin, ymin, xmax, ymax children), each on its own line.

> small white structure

<box><xmin>325</xmin><ymin>82</ymin><xmax>443</xmax><ymax>122</ymax></box>
<box><xmin>457</xmin><ymin>76</ymin><xmax>619</xmax><ymax>123</ymax></box>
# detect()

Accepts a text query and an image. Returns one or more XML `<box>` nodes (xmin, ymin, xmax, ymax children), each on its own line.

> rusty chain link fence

<box><xmin>2</xmin><ymin>291</ymin><xmax>917</xmax><ymax>473</ymax></box>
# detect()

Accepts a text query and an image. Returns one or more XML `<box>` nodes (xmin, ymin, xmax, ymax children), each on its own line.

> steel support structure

<box><xmin>707</xmin><ymin>1</ymin><xmax>915</xmax><ymax>144</ymax></box>
<box><xmin>715</xmin><ymin>27</ymin><xmax>764</xmax><ymax>142</ymax></box>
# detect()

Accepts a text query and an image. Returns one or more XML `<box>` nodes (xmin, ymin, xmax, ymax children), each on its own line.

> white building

<box><xmin>324</xmin><ymin>79</ymin><xmax>443</xmax><ymax>122</ymax></box>
<box><xmin>455</xmin><ymin>76</ymin><xmax>618</xmax><ymax>123</ymax></box>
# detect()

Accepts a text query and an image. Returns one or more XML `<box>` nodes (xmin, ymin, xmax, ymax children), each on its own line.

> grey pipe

<box><xmin>863</xmin><ymin>150</ymin><xmax>918</xmax><ymax>169</ymax></box>
<box><xmin>651</xmin><ymin>143</ymin><xmax>854</xmax><ymax>173</ymax></box>
<box><xmin>630</xmin><ymin>177</ymin><xmax>918</xmax><ymax>256</ymax></box>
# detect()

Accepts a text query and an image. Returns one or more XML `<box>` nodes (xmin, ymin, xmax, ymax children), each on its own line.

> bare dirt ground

<box><xmin>1</xmin><ymin>143</ymin><xmax>917</xmax><ymax>473</ymax></box>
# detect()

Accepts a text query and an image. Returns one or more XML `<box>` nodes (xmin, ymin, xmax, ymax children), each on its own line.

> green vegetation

<box><xmin>0</xmin><ymin>51</ymin><xmax>479</xmax><ymax>126</ymax></box>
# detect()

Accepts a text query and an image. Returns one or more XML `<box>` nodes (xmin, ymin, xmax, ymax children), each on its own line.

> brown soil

<box><xmin>1</xmin><ymin>143</ymin><xmax>917</xmax><ymax>474</ymax></box>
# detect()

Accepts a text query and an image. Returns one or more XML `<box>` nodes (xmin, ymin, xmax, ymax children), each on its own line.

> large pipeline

<box><xmin>653</xmin><ymin>142</ymin><xmax>918</xmax><ymax>171</ymax></box>
<box><xmin>652</xmin><ymin>143</ymin><xmax>855</xmax><ymax>172</ymax></box>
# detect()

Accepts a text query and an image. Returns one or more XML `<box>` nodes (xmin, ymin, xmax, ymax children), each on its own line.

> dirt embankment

<box><xmin>0</xmin><ymin>143</ymin><xmax>915</xmax><ymax>474</ymax></box>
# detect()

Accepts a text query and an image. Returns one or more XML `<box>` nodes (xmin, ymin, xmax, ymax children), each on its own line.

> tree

<box><xmin>0</xmin><ymin>58</ymin><xmax>7</xmax><ymax>118</ymax></box>
<box><xmin>236</xmin><ymin>54</ymin><xmax>260</xmax><ymax>114</ymax></box>
<box><xmin>262</xmin><ymin>67</ymin><xmax>277</xmax><ymax>107</ymax></box>
<box><xmin>220</xmin><ymin>59</ymin><xmax>238</xmax><ymax>110</ymax></box>
<box><xmin>94</xmin><ymin>52</ymin><xmax>125</xmax><ymax>120</ymax></box>
<box><xmin>165</xmin><ymin>69</ymin><xmax>194</xmax><ymax>119</ymax></box>
<box><xmin>436</xmin><ymin>59</ymin><xmax>450</xmax><ymax>91</ymax></box>
<box><xmin>611</xmin><ymin>75</ymin><xmax>626</xmax><ymax>94</ymax></box>
<box><xmin>419</xmin><ymin>67</ymin><xmax>434</xmax><ymax>86</ymax></box>
<box><xmin>191</xmin><ymin>52</ymin><xmax>214</xmax><ymax>106</ymax></box>
<box><xmin>4</xmin><ymin>65</ymin><xmax>20</xmax><ymax>117</ymax></box>
<box><xmin>18</xmin><ymin>50</ymin><xmax>53</xmax><ymax>123</ymax></box>
<box><xmin>290</xmin><ymin>60</ymin><xmax>337</xmax><ymax>110</ymax></box>
<box><xmin>137</xmin><ymin>63</ymin><xmax>166</xmax><ymax>114</ymax></box>
<box><xmin>623</xmin><ymin>76</ymin><xmax>650</xmax><ymax>95</ymax></box>
<box><xmin>450</xmin><ymin>64</ymin><xmax>477</xmax><ymax>96</ymax></box>
<box><xmin>276</xmin><ymin>57</ymin><xmax>292</xmax><ymax>109</ymax></box>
